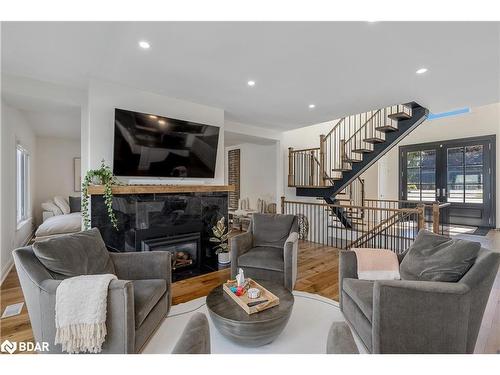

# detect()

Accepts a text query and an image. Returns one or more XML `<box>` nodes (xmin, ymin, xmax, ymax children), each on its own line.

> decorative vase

<box><xmin>91</xmin><ymin>175</ymin><xmax>103</xmax><ymax>185</ymax></box>
<box><xmin>218</xmin><ymin>252</ymin><xmax>230</xmax><ymax>264</ymax></box>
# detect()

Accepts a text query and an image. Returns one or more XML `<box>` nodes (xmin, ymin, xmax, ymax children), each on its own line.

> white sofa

<box><xmin>37</xmin><ymin>196</ymin><xmax>82</xmax><ymax>241</ymax></box>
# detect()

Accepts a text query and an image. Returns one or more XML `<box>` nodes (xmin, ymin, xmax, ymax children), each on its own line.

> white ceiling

<box><xmin>2</xmin><ymin>22</ymin><xmax>499</xmax><ymax>130</ymax></box>
<box><xmin>2</xmin><ymin>92</ymin><xmax>81</xmax><ymax>139</ymax></box>
<box><xmin>224</xmin><ymin>130</ymin><xmax>277</xmax><ymax>147</ymax></box>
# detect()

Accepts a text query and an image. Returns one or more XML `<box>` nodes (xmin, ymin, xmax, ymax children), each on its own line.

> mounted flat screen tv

<box><xmin>113</xmin><ymin>108</ymin><xmax>220</xmax><ymax>178</ymax></box>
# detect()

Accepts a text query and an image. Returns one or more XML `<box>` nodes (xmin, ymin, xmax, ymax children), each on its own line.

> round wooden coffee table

<box><xmin>206</xmin><ymin>280</ymin><xmax>294</xmax><ymax>347</ymax></box>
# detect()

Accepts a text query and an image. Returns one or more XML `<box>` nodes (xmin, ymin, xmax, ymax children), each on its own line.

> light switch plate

<box><xmin>1</xmin><ymin>302</ymin><xmax>24</xmax><ymax>319</ymax></box>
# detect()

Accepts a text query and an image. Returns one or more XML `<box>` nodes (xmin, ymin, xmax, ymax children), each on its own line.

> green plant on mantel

<box><xmin>82</xmin><ymin>160</ymin><xmax>120</xmax><ymax>230</ymax></box>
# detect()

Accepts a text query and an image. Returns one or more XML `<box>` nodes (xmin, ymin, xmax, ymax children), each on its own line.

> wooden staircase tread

<box><xmin>375</xmin><ymin>125</ymin><xmax>398</xmax><ymax>132</ymax></box>
<box><xmin>344</xmin><ymin>159</ymin><xmax>363</xmax><ymax>163</ymax></box>
<box><xmin>363</xmin><ymin>137</ymin><xmax>385</xmax><ymax>144</ymax></box>
<box><xmin>388</xmin><ymin>112</ymin><xmax>411</xmax><ymax>120</ymax></box>
<box><xmin>351</xmin><ymin>148</ymin><xmax>374</xmax><ymax>154</ymax></box>
<box><xmin>293</xmin><ymin>185</ymin><xmax>332</xmax><ymax>188</ymax></box>
<box><xmin>332</xmin><ymin>168</ymin><xmax>352</xmax><ymax>172</ymax></box>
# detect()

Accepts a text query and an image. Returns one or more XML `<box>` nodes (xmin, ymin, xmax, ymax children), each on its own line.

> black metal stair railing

<box><xmin>280</xmin><ymin>197</ymin><xmax>427</xmax><ymax>253</ymax></box>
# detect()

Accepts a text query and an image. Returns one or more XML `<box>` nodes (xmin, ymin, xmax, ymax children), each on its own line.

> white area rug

<box><xmin>143</xmin><ymin>291</ymin><xmax>366</xmax><ymax>354</ymax></box>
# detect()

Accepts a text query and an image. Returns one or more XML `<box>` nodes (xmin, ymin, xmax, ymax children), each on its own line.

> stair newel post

<box><xmin>417</xmin><ymin>203</ymin><xmax>425</xmax><ymax>231</ymax></box>
<box><xmin>319</xmin><ymin>134</ymin><xmax>326</xmax><ymax>186</ymax></box>
<box><xmin>432</xmin><ymin>202</ymin><xmax>440</xmax><ymax>234</ymax></box>
<box><xmin>309</xmin><ymin>150</ymin><xmax>315</xmax><ymax>186</ymax></box>
<box><xmin>360</xmin><ymin>178</ymin><xmax>365</xmax><ymax>218</ymax></box>
<box><xmin>288</xmin><ymin>147</ymin><xmax>294</xmax><ymax>187</ymax></box>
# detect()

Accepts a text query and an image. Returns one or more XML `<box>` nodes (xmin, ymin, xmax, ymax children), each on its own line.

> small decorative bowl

<box><xmin>247</xmin><ymin>288</ymin><xmax>261</xmax><ymax>299</ymax></box>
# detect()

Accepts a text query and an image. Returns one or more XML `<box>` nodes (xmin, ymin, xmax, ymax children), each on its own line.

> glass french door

<box><xmin>400</xmin><ymin>136</ymin><xmax>495</xmax><ymax>228</ymax></box>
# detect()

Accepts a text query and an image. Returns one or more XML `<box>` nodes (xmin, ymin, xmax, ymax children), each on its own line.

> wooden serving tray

<box><xmin>222</xmin><ymin>278</ymin><xmax>280</xmax><ymax>315</ymax></box>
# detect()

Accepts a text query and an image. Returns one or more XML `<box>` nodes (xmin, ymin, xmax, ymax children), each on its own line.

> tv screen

<box><xmin>113</xmin><ymin>108</ymin><xmax>220</xmax><ymax>178</ymax></box>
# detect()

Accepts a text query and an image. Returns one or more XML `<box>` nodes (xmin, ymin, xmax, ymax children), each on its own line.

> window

<box><xmin>405</xmin><ymin>149</ymin><xmax>436</xmax><ymax>201</ymax></box>
<box><xmin>447</xmin><ymin>145</ymin><xmax>484</xmax><ymax>203</ymax></box>
<box><xmin>16</xmin><ymin>144</ymin><xmax>30</xmax><ymax>225</ymax></box>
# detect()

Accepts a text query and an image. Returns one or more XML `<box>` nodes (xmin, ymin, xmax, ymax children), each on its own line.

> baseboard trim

<box><xmin>0</xmin><ymin>229</ymin><xmax>34</xmax><ymax>286</ymax></box>
<box><xmin>0</xmin><ymin>259</ymin><xmax>14</xmax><ymax>286</ymax></box>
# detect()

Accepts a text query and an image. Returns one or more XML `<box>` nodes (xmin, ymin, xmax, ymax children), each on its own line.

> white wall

<box><xmin>83</xmin><ymin>80</ymin><xmax>225</xmax><ymax>184</ymax></box>
<box><xmin>376</xmin><ymin>102</ymin><xmax>500</xmax><ymax>227</ymax></box>
<box><xmin>224</xmin><ymin>143</ymin><xmax>278</xmax><ymax>209</ymax></box>
<box><xmin>34</xmin><ymin>137</ymin><xmax>81</xmax><ymax>225</ymax></box>
<box><xmin>1</xmin><ymin>101</ymin><xmax>37</xmax><ymax>280</ymax></box>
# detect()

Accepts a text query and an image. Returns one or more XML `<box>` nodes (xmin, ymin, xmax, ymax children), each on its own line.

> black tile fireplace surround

<box><xmin>90</xmin><ymin>191</ymin><xmax>229</xmax><ymax>281</ymax></box>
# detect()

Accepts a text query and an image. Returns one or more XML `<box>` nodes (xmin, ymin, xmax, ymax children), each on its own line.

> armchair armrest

<box><xmin>230</xmin><ymin>231</ymin><xmax>253</xmax><ymax>277</ymax></box>
<box><xmin>339</xmin><ymin>250</ymin><xmax>358</xmax><ymax>309</ymax></box>
<box><xmin>283</xmin><ymin>232</ymin><xmax>299</xmax><ymax>290</ymax></box>
<box><xmin>372</xmin><ymin>280</ymin><xmax>471</xmax><ymax>353</ymax></box>
<box><xmin>39</xmin><ymin>278</ymin><xmax>136</xmax><ymax>353</ymax></box>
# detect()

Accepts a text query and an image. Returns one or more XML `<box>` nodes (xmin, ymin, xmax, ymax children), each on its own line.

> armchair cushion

<box><xmin>33</xmin><ymin>228</ymin><xmax>115</xmax><ymax>277</ymax></box>
<box><xmin>132</xmin><ymin>279</ymin><xmax>167</xmax><ymax>328</ymax></box>
<box><xmin>400</xmin><ymin>229</ymin><xmax>480</xmax><ymax>282</ymax></box>
<box><xmin>252</xmin><ymin>213</ymin><xmax>296</xmax><ymax>249</ymax></box>
<box><xmin>342</xmin><ymin>278</ymin><xmax>374</xmax><ymax>323</ymax></box>
<box><xmin>237</xmin><ymin>246</ymin><xmax>284</xmax><ymax>272</ymax></box>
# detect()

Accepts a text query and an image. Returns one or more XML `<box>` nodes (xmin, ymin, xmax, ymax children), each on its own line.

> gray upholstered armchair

<box><xmin>230</xmin><ymin>213</ymin><xmax>299</xmax><ymax>290</ymax></box>
<box><xmin>172</xmin><ymin>312</ymin><xmax>211</xmax><ymax>354</ymax></box>
<box><xmin>13</xmin><ymin>231</ymin><xmax>171</xmax><ymax>354</ymax></box>
<box><xmin>339</xmin><ymin>247</ymin><xmax>500</xmax><ymax>354</ymax></box>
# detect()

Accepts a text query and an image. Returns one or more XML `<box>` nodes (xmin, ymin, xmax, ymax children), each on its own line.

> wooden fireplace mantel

<box><xmin>87</xmin><ymin>184</ymin><xmax>235</xmax><ymax>195</ymax></box>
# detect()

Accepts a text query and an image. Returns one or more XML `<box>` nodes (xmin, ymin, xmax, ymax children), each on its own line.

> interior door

<box><xmin>400</xmin><ymin>135</ymin><xmax>495</xmax><ymax>228</ymax></box>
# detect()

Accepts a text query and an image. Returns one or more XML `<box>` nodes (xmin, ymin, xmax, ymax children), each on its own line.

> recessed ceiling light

<box><xmin>158</xmin><ymin>119</ymin><xmax>166</xmax><ymax>126</ymax></box>
<box><xmin>149</xmin><ymin>115</ymin><xmax>157</xmax><ymax>119</ymax></box>
<box><xmin>308</xmin><ymin>104</ymin><xmax>316</xmax><ymax>109</ymax></box>
<box><xmin>416</xmin><ymin>68</ymin><xmax>428</xmax><ymax>74</ymax></box>
<box><xmin>139</xmin><ymin>40</ymin><xmax>151</xmax><ymax>49</ymax></box>
<box><xmin>247</xmin><ymin>80</ymin><xmax>256</xmax><ymax>87</ymax></box>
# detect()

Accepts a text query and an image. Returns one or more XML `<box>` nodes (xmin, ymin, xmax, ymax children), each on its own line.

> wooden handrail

<box><xmin>289</xmin><ymin>147</ymin><xmax>320</xmax><ymax>153</ymax></box>
<box><xmin>282</xmin><ymin>199</ymin><xmax>421</xmax><ymax>213</ymax></box>
<box><xmin>365</xmin><ymin>198</ymin><xmax>452</xmax><ymax>209</ymax></box>
<box><xmin>323</xmin><ymin>118</ymin><xmax>345</xmax><ymax>140</ymax></box>
<box><xmin>344</xmin><ymin>109</ymin><xmax>382</xmax><ymax>144</ymax></box>
<box><xmin>348</xmin><ymin>211</ymin><xmax>413</xmax><ymax>249</ymax></box>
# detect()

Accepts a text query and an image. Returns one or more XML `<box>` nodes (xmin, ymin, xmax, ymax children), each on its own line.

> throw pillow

<box><xmin>41</xmin><ymin>201</ymin><xmax>63</xmax><ymax>216</ymax></box>
<box><xmin>252</xmin><ymin>213</ymin><xmax>295</xmax><ymax>249</ymax></box>
<box><xmin>33</xmin><ymin>228</ymin><xmax>115</xmax><ymax>277</ymax></box>
<box><xmin>54</xmin><ymin>196</ymin><xmax>70</xmax><ymax>215</ymax></box>
<box><xmin>400</xmin><ymin>229</ymin><xmax>480</xmax><ymax>282</ymax></box>
<box><xmin>69</xmin><ymin>196</ymin><xmax>81</xmax><ymax>213</ymax></box>
<box><xmin>352</xmin><ymin>248</ymin><xmax>401</xmax><ymax>280</ymax></box>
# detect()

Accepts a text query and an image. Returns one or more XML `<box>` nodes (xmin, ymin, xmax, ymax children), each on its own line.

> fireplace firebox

<box><xmin>141</xmin><ymin>233</ymin><xmax>202</xmax><ymax>282</ymax></box>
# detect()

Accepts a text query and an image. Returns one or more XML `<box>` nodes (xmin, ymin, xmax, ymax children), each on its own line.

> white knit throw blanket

<box><xmin>55</xmin><ymin>274</ymin><xmax>117</xmax><ymax>353</ymax></box>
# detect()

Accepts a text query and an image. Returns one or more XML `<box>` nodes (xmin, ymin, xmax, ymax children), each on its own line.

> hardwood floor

<box><xmin>1</xmin><ymin>230</ymin><xmax>498</xmax><ymax>354</ymax></box>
